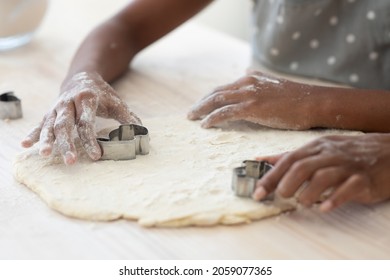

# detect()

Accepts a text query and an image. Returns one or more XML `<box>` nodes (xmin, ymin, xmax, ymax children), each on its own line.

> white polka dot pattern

<box><xmin>251</xmin><ymin>0</ymin><xmax>388</xmax><ymax>88</ymax></box>
<box><xmin>346</xmin><ymin>34</ymin><xmax>356</xmax><ymax>44</ymax></box>
<box><xmin>327</xmin><ymin>56</ymin><xmax>336</xmax><ymax>65</ymax></box>
<box><xmin>329</xmin><ymin>16</ymin><xmax>338</xmax><ymax>26</ymax></box>
<box><xmin>310</xmin><ymin>39</ymin><xmax>319</xmax><ymax>49</ymax></box>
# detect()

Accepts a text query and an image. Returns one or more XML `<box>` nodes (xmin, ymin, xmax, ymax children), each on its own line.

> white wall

<box><xmin>193</xmin><ymin>0</ymin><xmax>252</xmax><ymax>42</ymax></box>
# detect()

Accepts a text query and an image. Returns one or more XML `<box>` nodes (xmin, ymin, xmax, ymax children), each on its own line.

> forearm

<box><xmin>64</xmin><ymin>19</ymin><xmax>137</xmax><ymax>85</ymax></box>
<box><xmin>64</xmin><ymin>0</ymin><xmax>213</xmax><ymax>86</ymax></box>
<box><xmin>307</xmin><ymin>85</ymin><xmax>390</xmax><ymax>132</ymax></box>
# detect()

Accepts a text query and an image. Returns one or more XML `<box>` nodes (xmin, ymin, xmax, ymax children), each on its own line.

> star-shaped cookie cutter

<box><xmin>97</xmin><ymin>124</ymin><xmax>150</xmax><ymax>160</ymax></box>
<box><xmin>232</xmin><ymin>160</ymin><xmax>273</xmax><ymax>198</ymax></box>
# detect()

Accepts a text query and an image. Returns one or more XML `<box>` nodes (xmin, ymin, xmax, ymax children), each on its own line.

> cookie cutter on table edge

<box><xmin>0</xmin><ymin>91</ymin><xmax>23</xmax><ymax>119</ymax></box>
<box><xmin>232</xmin><ymin>160</ymin><xmax>273</xmax><ymax>198</ymax></box>
<box><xmin>97</xmin><ymin>124</ymin><xmax>150</xmax><ymax>160</ymax></box>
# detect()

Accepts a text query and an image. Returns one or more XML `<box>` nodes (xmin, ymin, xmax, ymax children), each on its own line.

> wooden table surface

<box><xmin>1</xmin><ymin>0</ymin><xmax>390</xmax><ymax>260</ymax></box>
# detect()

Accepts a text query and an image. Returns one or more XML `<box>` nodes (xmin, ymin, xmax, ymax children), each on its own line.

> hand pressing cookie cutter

<box><xmin>0</xmin><ymin>92</ymin><xmax>23</xmax><ymax>119</ymax></box>
<box><xmin>97</xmin><ymin>124</ymin><xmax>150</xmax><ymax>160</ymax></box>
<box><xmin>232</xmin><ymin>160</ymin><xmax>273</xmax><ymax>198</ymax></box>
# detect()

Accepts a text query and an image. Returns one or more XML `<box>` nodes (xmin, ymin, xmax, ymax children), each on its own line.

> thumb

<box><xmin>114</xmin><ymin>103</ymin><xmax>142</xmax><ymax>125</ymax></box>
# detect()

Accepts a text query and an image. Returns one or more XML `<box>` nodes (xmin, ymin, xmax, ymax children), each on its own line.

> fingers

<box><xmin>252</xmin><ymin>143</ymin><xmax>320</xmax><ymax>200</ymax></box>
<box><xmin>276</xmin><ymin>154</ymin><xmax>343</xmax><ymax>198</ymax></box>
<box><xmin>21</xmin><ymin>124</ymin><xmax>43</xmax><ymax>148</ymax></box>
<box><xmin>23</xmin><ymin>72</ymin><xmax>143</xmax><ymax>164</ymax></box>
<box><xmin>253</xmin><ymin>151</ymin><xmax>370</xmax><ymax>212</ymax></box>
<box><xmin>297</xmin><ymin>166</ymin><xmax>350</xmax><ymax>207</ymax></box>
<box><xmin>319</xmin><ymin>174</ymin><xmax>368</xmax><ymax>212</ymax></box>
<box><xmin>22</xmin><ymin>109</ymin><xmax>77</xmax><ymax>165</ymax></box>
<box><xmin>200</xmin><ymin>104</ymin><xmax>247</xmax><ymax>128</ymax></box>
<box><xmin>252</xmin><ymin>167</ymin><xmax>285</xmax><ymax>201</ymax></box>
<box><xmin>21</xmin><ymin>113</ymin><xmax>55</xmax><ymax>152</ymax></box>
<box><xmin>252</xmin><ymin>139</ymin><xmax>329</xmax><ymax>200</ymax></box>
<box><xmin>115</xmin><ymin>103</ymin><xmax>142</xmax><ymax>125</ymax></box>
<box><xmin>38</xmin><ymin>111</ymin><xmax>56</xmax><ymax>156</ymax></box>
<box><xmin>250</xmin><ymin>134</ymin><xmax>388</xmax><ymax>213</ymax></box>
<box><xmin>23</xmin><ymin>102</ymin><xmax>94</xmax><ymax>164</ymax></box>
<box><xmin>188</xmin><ymin>90</ymin><xmax>250</xmax><ymax>121</ymax></box>
<box><xmin>196</xmin><ymin>76</ymin><xmax>255</xmax><ymax>103</ymax></box>
<box><xmin>78</xmin><ymin>91</ymin><xmax>142</xmax><ymax>160</ymax></box>
<box><xmin>75</xmin><ymin>96</ymin><xmax>101</xmax><ymax>161</ymax></box>
<box><xmin>187</xmin><ymin>71</ymin><xmax>285</xmax><ymax>126</ymax></box>
<box><xmin>96</xmin><ymin>91</ymin><xmax>142</xmax><ymax>126</ymax></box>
<box><xmin>253</xmin><ymin>156</ymin><xmax>352</xmax><ymax>209</ymax></box>
<box><xmin>54</xmin><ymin>104</ymin><xmax>77</xmax><ymax>165</ymax></box>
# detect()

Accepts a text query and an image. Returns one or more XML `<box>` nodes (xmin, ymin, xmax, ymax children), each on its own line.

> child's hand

<box><xmin>21</xmin><ymin>72</ymin><xmax>141</xmax><ymax>165</ymax></box>
<box><xmin>253</xmin><ymin>134</ymin><xmax>390</xmax><ymax>212</ymax></box>
<box><xmin>187</xmin><ymin>71</ymin><xmax>316</xmax><ymax>130</ymax></box>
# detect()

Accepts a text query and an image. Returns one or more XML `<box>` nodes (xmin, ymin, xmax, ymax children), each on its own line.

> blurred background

<box><xmin>0</xmin><ymin>0</ymin><xmax>252</xmax><ymax>52</ymax></box>
<box><xmin>194</xmin><ymin>0</ymin><xmax>252</xmax><ymax>42</ymax></box>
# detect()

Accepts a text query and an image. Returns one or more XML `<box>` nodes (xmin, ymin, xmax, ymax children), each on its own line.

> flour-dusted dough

<box><xmin>13</xmin><ymin>117</ymin><xmax>360</xmax><ymax>227</ymax></box>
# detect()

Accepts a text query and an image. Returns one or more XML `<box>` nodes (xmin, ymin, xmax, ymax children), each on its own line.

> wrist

<box><xmin>287</xmin><ymin>81</ymin><xmax>326</xmax><ymax>129</ymax></box>
<box><xmin>296</xmin><ymin>83</ymin><xmax>347</xmax><ymax>129</ymax></box>
<box><xmin>61</xmin><ymin>71</ymin><xmax>101</xmax><ymax>92</ymax></box>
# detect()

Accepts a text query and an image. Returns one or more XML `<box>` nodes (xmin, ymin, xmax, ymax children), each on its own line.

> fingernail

<box><xmin>319</xmin><ymin>200</ymin><xmax>333</xmax><ymax>212</ymax></box>
<box><xmin>90</xmin><ymin>147</ymin><xmax>102</xmax><ymax>161</ymax></box>
<box><xmin>252</xmin><ymin>186</ymin><xmax>267</xmax><ymax>201</ymax></box>
<box><xmin>64</xmin><ymin>151</ymin><xmax>76</xmax><ymax>165</ymax></box>
<box><xmin>187</xmin><ymin>111</ymin><xmax>196</xmax><ymax>120</ymax></box>
<box><xmin>21</xmin><ymin>138</ymin><xmax>32</xmax><ymax>148</ymax></box>
<box><xmin>39</xmin><ymin>145</ymin><xmax>52</xmax><ymax>157</ymax></box>
<box><xmin>200</xmin><ymin>120</ymin><xmax>211</xmax><ymax>128</ymax></box>
<box><xmin>84</xmin><ymin>143</ymin><xmax>101</xmax><ymax>161</ymax></box>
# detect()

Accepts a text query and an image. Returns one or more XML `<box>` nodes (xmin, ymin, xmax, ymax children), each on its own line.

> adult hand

<box><xmin>21</xmin><ymin>72</ymin><xmax>141</xmax><ymax>165</ymax></box>
<box><xmin>187</xmin><ymin>71</ymin><xmax>316</xmax><ymax>130</ymax></box>
<box><xmin>253</xmin><ymin>134</ymin><xmax>390</xmax><ymax>212</ymax></box>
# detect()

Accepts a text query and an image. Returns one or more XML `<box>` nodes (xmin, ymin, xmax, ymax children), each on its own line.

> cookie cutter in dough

<box><xmin>97</xmin><ymin>124</ymin><xmax>150</xmax><ymax>160</ymax></box>
<box><xmin>232</xmin><ymin>160</ymin><xmax>273</xmax><ymax>198</ymax></box>
<box><xmin>0</xmin><ymin>92</ymin><xmax>23</xmax><ymax>119</ymax></box>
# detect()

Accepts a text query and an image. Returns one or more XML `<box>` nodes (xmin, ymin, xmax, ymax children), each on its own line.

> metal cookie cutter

<box><xmin>232</xmin><ymin>160</ymin><xmax>273</xmax><ymax>198</ymax></box>
<box><xmin>0</xmin><ymin>92</ymin><xmax>23</xmax><ymax>119</ymax></box>
<box><xmin>97</xmin><ymin>124</ymin><xmax>150</xmax><ymax>160</ymax></box>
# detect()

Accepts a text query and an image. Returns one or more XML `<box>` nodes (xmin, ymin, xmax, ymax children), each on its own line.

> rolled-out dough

<box><xmin>13</xmin><ymin>117</ymin><xmax>359</xmax><ymax>227</ymax></box>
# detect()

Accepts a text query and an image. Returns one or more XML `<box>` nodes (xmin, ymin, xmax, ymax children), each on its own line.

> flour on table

<box><xmin>13</xmin><ymin>117</ymin><xmax>360</xmax><ymax>227</ymax></box>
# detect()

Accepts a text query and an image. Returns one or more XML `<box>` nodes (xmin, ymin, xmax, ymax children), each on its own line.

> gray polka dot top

<box><xmin>252</xmin><ymin>0</ymin><xmax>390</xmax><ymax>89</ymax></box>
